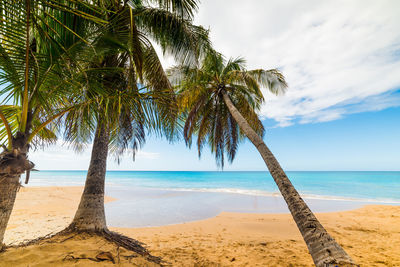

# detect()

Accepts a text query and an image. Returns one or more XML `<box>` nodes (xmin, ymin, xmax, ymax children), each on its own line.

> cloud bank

<box><xmin>29</xmin><ymin>141</ymin><xmax>160</xmax><ymax>170</ymax></box>
<box><xmin>195</xmin><ymin>0</ymin><xmax>400</xmax><ymax>126</ymax></box>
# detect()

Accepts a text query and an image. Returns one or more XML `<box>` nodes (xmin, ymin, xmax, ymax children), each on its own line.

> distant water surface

<box><xmin>25</xmin><ymin>171</ymin><xmax>400</xmax><ymax>227</ymax></box>
<box><xmin>27</xmin><ymin>171</ymin><xmax>400</xmax><ymax>203</ymax></box>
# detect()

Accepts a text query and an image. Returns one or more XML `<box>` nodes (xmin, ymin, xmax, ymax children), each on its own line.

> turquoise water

<box><xmin>27</xmin><ymin>171</ymin><xmax>400</xmax><ymax>203</ymax></box>
<box><xmin>25</xmin><ymin>171</ymin><xmax>400</xmax><ymax>226</ymax></box>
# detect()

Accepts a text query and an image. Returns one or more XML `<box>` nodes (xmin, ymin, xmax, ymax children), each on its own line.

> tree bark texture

<box><xmin>0</xmin><ymin>173</ymin><xmax>20</xmax><ymax>249</ymax></box>
<box><xmin>69</xmin><ymin>123</ymin><xmax>109</xmax><ymax>231</ymax></box>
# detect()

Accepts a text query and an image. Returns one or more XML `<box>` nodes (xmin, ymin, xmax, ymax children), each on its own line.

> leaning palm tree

<box><xmin>61</xmin><ymin>0</ymin><xmax>209</xmax><ymax>235</ymax></box>
<box><xmin>0</xmin><ymin>0</ymin><xmax>106</xmax><ymax>248</ymax></box>
<box><xmin>169</xmin><ymin>51</ymin><xmax>357</xmax><ymax>267</ymax></box>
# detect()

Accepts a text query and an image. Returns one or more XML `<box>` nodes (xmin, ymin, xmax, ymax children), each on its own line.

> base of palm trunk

<box><xmin>69</xmin><ymin>193</ymin><xmax>107</xmax><ymax>232</ymax></box>
<box><xmin>66</xmin><ymin>223</ymin><xmax>107</xmax><ymax>233</ymax></box>
<box><xmin>10</xmin><ymin>228</ymin><xmax>161</xmax><ymax>264</ymax></box>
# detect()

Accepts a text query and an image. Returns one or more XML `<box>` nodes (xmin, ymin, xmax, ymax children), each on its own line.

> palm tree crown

<box><xmin>63</xmin><ymin>0</ymin><xmax>210</xmax><ymax>157</ymax></box>
<box><xmin>169</xmin><ymin>51</ymin><xmax>287</xmax><ymax>167</ymax></box>
<box><xmin>0</xmin><ymin>0</ymin><xmax>105</xmax><ymax>150</ymax></box>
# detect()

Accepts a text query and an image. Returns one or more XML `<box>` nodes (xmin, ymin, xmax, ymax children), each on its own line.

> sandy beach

<box><xmin>1</xmin><ymin>186</ymin><xmax>399</xmax><ymax>266</ymax></box>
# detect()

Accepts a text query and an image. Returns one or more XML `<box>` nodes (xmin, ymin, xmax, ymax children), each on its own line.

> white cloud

<box><xmin>124</xmin><ymin>148</ymin><xmax>161</xmax><ymax>160</ymax></box>
<box><xmin>135</xmin><ymin>150</ymin><xmax>160</xmax><ymax>159</ymax></box>
<box><xmin>192</xmin><ymin>0</ymin><xmax>400</xmax><ymax>126</ymax></box>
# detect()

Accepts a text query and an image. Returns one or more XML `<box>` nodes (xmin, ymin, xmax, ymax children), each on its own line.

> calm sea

<box><xmin>27</xmin><ymin>171</ymin><xmax>400</xmax><ymax>203</ymax></box>
<box><xmin>25</xmin><ymin>171</ymin><xmax>400</xmax><ymax>227</ymax></box>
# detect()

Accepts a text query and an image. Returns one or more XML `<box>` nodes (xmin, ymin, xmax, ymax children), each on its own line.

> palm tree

<box><xmin>62</xmin><ymin>0</ymin><xmax>209</xmax><ymax>234</ymax></box>
<box><xmin>0</xmin><ymin>0</ymin><xmax>106</xmax><ymax>248</ymax></box>
<box><xmin>169</xmin><ymin>51</ymin><xmax>357</xmax><ymax>267</ymax></box>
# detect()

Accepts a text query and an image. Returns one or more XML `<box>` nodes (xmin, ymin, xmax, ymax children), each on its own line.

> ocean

<box><xmin>25</xmin><ymin>171</ymin><xmax>400</xmax><ymax>227</ymax></box>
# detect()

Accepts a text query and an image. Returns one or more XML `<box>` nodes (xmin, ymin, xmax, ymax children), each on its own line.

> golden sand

<box><xmin>1</xmin><ymin>186</ymin><xmax>399</xmax><ymax>266</ymax></box>
<box><xmin>3</xmin><ymin>186</ymin><xmax>115</xmax><ymax>245</ymax></box>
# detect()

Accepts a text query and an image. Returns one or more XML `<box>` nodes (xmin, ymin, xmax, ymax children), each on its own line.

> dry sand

<box><xmin>4</xmin><ymin>186</ymin><xmax>116</xmax><ymax>245</ymax></box>
<box><xmin>1</xmin><ymin>186</ymin><xmax>400</xmax><ymax>266</ymax></box>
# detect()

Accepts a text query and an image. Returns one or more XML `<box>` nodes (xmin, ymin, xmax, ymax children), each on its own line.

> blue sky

<box><xmin>3</xmin><ymin>0</ymin><xmax>400</xmax><ymax>171</ymax></box>
<box><xmin>28</xmin><ymin>104</ymin><xmax>400</xmax><ymax>171</ymax></box>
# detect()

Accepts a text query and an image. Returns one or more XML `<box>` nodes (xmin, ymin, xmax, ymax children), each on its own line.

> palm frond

<box><xmin>130</xmin><ymin>0</ymin><xmax>199</xmax><ymax>19</ymax></box>
<box><xmin>247</xmin><ymin>69</ymin><xmax>288</xmax><ymax>95</ymax></box>
<box><xmin>134</xmin><ymin>6</ymin><xmax>210</xmax><ymax>66</ymax></box>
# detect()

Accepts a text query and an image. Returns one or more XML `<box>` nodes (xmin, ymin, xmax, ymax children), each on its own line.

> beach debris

<box><xmin>123</xmin><ymin>254</ymin><xmax>139</xmax><ymax>263</ymax></box>
<box><xmin>62</xmin><ymin>254</ymin><xmax>98</xmax><ymax>263</ymax></box>
<box><xmin>96</xmin><ymin>251</ymin><xmax>115</xmax><ymax>263</ymax></box>
<box><xmin>116</xmin><ymin>246</ymin><xmax>120</xmax><ymax>264</ymax></box>
<box><xmin>230</xmin><ymin>257</ymin><xmax>236</xmax><ymax>262</ymax></box>
<box><xmin>62</xmin><ymin>254</ymin><xmax>76</xmax><ymax>261</ymax></box>
<box><xmin>62</xmin><ymin>251</ymin><xmax>116</xmax><ymax>264</ymax></box>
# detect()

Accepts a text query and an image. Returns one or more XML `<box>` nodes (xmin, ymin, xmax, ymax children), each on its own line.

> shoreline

<box><xmin>26</xmin><ymin>170</ymin><xmax>400</xmax><ymax>206</ymax></box>
<box><xmin>17</xmin><ymin>185</ymin><xmax>400</xmax><ymax>229</ymax></box>
<box><xmin>128</xmin><ymin>186</ymin><xmax>400</xmax><ymax>204</ymax></box>
<box><xmin>3</xmin><ymin>186</ymin><xmax>400</xmax><ymax>265</ymax></box>
<box><xmin>104</xmin><ymin>185</ymin><xmax>396</xmax><ymax>228</ymax></box>
<box><xmin>27</xmin><ymin>184</ymin><xmax>400</xmax><ymax>205</ymax></box>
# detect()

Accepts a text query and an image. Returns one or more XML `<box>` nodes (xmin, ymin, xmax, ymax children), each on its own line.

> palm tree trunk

<box><xmin>0</xmin><ymin>172</ymin><xmax>20</xmax><ymax>250</ymax></box>
<box><xmin>0</xmin><ymin>131</ymin><xmax>32</xmax><ymax>249</ymax></box>
<box><xmin>221</xmin><ymin>90</ymin><xmax>357</xmax><ymax>267</ymax></box>
<box><xmin>68</xmin><ymin>123</ymin><xmax>109</xmax><ymax>231</ymax></box>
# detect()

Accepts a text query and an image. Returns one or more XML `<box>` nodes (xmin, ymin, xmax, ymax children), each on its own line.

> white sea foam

<box><xmin>157</xmin><ymin>187</ymin><xmax>400</xmax><ymax>204</ymax></box>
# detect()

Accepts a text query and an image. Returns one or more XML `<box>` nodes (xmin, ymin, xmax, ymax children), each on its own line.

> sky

<box><xmin>10</xmin><ymin>0</ymin><xmax>400</xmax><ymax>170</ymax></box>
